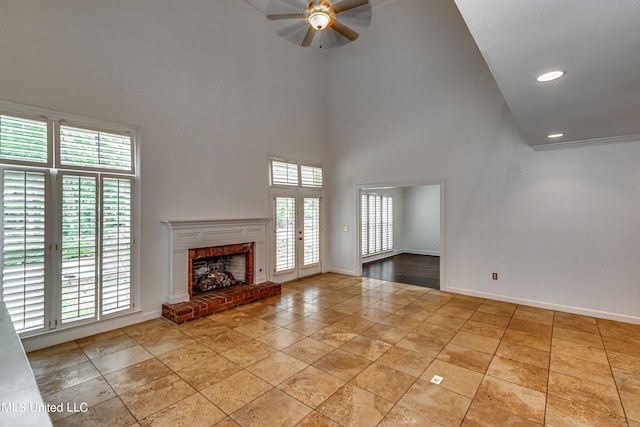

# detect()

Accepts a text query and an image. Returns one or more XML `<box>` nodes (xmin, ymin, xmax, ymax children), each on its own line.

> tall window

<box><xmin>361</xmin><ymin>193</ymin><xmax>393</xmax><ymax>257</ymax></box>
<box><xmin>1</xmin><ymin>105</ymin><xmax>136</xmax><ymax>335</ymax></box>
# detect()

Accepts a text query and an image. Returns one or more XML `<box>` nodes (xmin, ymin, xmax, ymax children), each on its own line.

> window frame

<box><xmin>361</xmin><ymin>193</ymin><xmax>394</xmax><ymax>258</ymax></box>
<box><xmin>0</xmin><ymin>100</ymin><xmax>140</xmax><ymax>337</ymax></box>
<box><xmin>269</xmin><ymin>157</ymin><xmax>323</xmax><ymax>189</ymax></box>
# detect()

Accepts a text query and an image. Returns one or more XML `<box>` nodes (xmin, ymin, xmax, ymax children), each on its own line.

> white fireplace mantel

<box><xmin>163</xmin><ymin>218</ymin><xmax>269</xmax><ymax>304</ymax></box>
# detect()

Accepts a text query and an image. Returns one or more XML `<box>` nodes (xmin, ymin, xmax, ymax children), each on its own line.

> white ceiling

<box><xmin>454</xmin><ymin>0</ymin><xmax>640</xmax><ymax>149</ymax></box>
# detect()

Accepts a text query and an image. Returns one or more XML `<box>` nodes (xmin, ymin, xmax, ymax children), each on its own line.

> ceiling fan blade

<box><xmin>329</xmin><ymin>19</ymin><xmax>359</xmax><ymax>41</ymax></box>
<box><xmin>267</xmin><ymin>13</ymin><xmax>305</xmax><ymax>20</ymax></box>
<box><xmin>301</xmin><ymin>27</ymin><xmax>316</xmax><ymax>47</ymax></box>
<box><xmin>332</xmin><ymin>0</ymin><xmax>369</xmax><ymax>14</ymax></box>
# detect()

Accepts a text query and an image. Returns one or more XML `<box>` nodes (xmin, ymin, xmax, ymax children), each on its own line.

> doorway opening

<box><xmin>358</xmin><ymin>183</ymin><xmax>442</xmax><ymax>289</ymax></box>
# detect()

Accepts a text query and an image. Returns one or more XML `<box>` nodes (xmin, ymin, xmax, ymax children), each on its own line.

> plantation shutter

<box><xmin>271</xmin><ymin>160</ymin><xmax>299</xmax><ymax>186</ymax></box>
<box><xmin>362</xmin><ymin>193</ymin><xmax>393</xmax><ymax>257</ymax></box>
<box><xmin>59</xmin><ymin>125</ymin><xmax>132</xmax><ymax>172</ymax></box>
<box><xmin>275</xmin><ymin>196</ymin><xmax>296</xmax><ymax>272</ymax></box>
<box><xmin>60</xmin><ymin>174</ymin><xmax>98</xmax><ymax>323</ymax></box>
<box><xmin>101</xmin><ymin>177</ymin><xmax>132</xmax><ymax>315</ymax></box>
<box><xmin>303</xmin><ymin>197</ymin><xmax>320</xmax><ymax>266</ymax></box>
<box><xmin>0</xmin><ymin>114</ymin><xmax>50</xmax><ymax>165</ymax></box>
<box><xmin>300</xmin><ymin>165</ymin><xmax>323</xmax><ymax>188</ymax></box>
<box><xmin>2</xmin><ymin>170</ymin><xmax>47</xmax><ymax>332</ymax></box>
<box><xmin>361</xmin><ymin>195</ymin><xmax>368</xmax><ymax>256</ymax></box>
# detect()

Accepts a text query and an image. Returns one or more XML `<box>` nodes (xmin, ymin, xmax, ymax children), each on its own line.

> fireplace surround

<box><xmin>162</xmin><ymin>219</ymin><xmax>280</xmax><ymax>324</ymax></box>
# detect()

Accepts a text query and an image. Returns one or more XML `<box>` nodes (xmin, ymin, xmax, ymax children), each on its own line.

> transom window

<box><xmin>0</xmin><ymin>103</ymin><xmax>137</xmax><ymax>335</ymax></box>
<box><xmin>270</xmin><ymin>158</ymin><xmax>323</xmax><ymax>188</ymax></box>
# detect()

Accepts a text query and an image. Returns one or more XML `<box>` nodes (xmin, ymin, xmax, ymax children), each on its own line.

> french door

<box><xmin>272</xmin><ymin>190</ymin><xmax>322</xmax><ymax>282</ymax></box>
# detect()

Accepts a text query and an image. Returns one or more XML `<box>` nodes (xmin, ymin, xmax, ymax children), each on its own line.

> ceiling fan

<box><xmin>266</xmin><ymin>0</ymin><xmax>372</xmax><ymax>48</ymax></box>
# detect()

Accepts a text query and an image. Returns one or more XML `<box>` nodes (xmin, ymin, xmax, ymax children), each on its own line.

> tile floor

<box><xmin>27</xmin><ymin>273</ymin><xmax>640</xmax><ymax>426</ymax></box>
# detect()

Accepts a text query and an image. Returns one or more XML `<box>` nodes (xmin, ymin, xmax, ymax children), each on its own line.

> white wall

<box><xmin>326</xmin><ymin>0</ymin><xmax>640</xmax><ymax>323</ymax></box>
<box><xmin>403</xmin><ymin>185</ymin><xmax>440</xmax><ymax>256</ymax></box>
<box><xmin>0</xmin><ymin>0</ymin><xmax>329</xmax><ymax>349</ymax></box>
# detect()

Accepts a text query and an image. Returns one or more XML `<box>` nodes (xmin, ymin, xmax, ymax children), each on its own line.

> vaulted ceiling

<box><xmin>454</xmin><ymin>0</ymin><xmax>640</xmax><ymax>150</ymax></box>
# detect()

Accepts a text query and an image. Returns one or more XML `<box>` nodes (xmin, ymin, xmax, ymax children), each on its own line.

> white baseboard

<box><xmin>400</xmin><ymin>249</ymin><xmax>440</xmax><ymax>257</ymax></box>
<box><xmin>327</xmin><ymin>268</ymin><xmax>359</xmax><ymax>276</ymax></box>
<box><xmin>21</xmin><ymin>309</ymin><xmax>162</xmax><ymax>352</ymax></box>
<box><xmin>445</xmin><ymin>286</ymin><xmax>640</xmax><ymax>325</ymax></box>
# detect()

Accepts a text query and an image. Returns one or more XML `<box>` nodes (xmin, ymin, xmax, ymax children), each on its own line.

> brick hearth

<box><xmin>161</xmin><ymin>282</ymin><xmax>281</xmax><ymax>324</ymax></box>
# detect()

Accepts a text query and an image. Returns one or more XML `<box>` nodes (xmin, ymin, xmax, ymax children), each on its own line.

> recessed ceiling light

<box><xmin>548</xmin><ymin>133</ymin><xmax>564</xmax><ymax>139</ymax></box>
<box><xmin>536</xmin><ymin>70</ymin><xmax>566</xmax><ymax>82</ymax></box>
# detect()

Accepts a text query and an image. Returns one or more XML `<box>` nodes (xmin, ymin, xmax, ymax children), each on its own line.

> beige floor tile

<box><xmin>176</xmin><ymin>354</ymin><xmax>241</xmax><ymax>390</ymax></box>
<box><xmin>460</xmin><ymin>320</ymin><xmax>506</xmax><ymax>340</ymax></box>
<box><xmin>199</xmin><ymin>328</ymin><xmax>251</xmax><ymax>353</ymax></box>
<box><xmin>508</xmin><ymin>318</ymin><xmax>553</xmax><ymax>337</ymax></box>
<box><xmin>396</xmin><ymin>333</ymin><xmax>448</xmax><ymax>358</ymax></box>
<box><xmin>425</xmin><ymin>312</ymin><xmax>468</xmax><ymax>329</ymax></box>
<box><xmin>29</xmin><ymin>346</ymin><xmax>89</xmax><ymax>377</ymax></box>
<box><xmin>462</xmin><ymin>401</ymin><xmax>542</xmax><ymax>426</ymax></box>
<box><xmin>551</xmin><ymin>338</ymin><xmax>609</xmax><ymax>365</ymax></box>
<box><xmin>157</xmin><ymin>343</ymin><xmax>215</xmax><ymax>371</ymax></box>
<box><xmin>256</xmin><ymin>328</ymin><xmax>305</xmax><ymax>350</ymax></box>
<box><xmin>260</xmin><ymin>310</ymin><xmax>304</xmax><ymax>327</ymax></box>
<box><xmin>296</xmin><ymin>411</ymin><xmax>342</xmax><ymax>427</ymax></box>
<box><xmin>53</xmin><ymin>397</ymin><xmax>136</xmax><ymax>427</ymax></box>
<box><xmin>475</xmin><ymin>376</ymin><xmax>546</xmax><ymax>424</ymax></box>
<box><xmin>597</xmin><ymin>318</ymin><xmax>640</xmax><ymax>341</ymax></box>
<box><xmin>91</xmin><ymin>345</ymin><xmax>154</xmax><ymax>375</ymax></box>
<box><xmin>469</xmin><ymin>310</ymin><xmax>512</xmax><ymax>327</ymax></box>
<box><xmin>411</xmin><ymin>321</ymin><xmax>458</xmax><ymax>341</ymax></box>
<box><xmin>232</xmin><ymin>319</ymin><xmax>280</xmax><ymax>339</ymax></box>
<box><xmin>379</xmin><ymin>405</ymin><xmax>446</xmax><ymax>427</ymax></box>
<box><xmin>352</xmin><ymin>363</ymin><xmax>416</xmax><ymax>401</ymax></box>
<box><xmin>512</xmin><ymin>308</ymin><xmax>554</xmax><ymax>325</ymax></box>
<box><xmin>317</xmin><ymin>384</ymin><xmax>393</xmax><ymax>427</ymax></box>
<box><xmin>421</xmin><ymin>359</ymin><xmax>484</xmax><ymax>398</ymax></box>
<box><xmin>553</xmin><ymin>326</ymin><xmax>604</xmax><ymax>348</ymax></box>
<box><xmin>553</xmin><ymin>313</ymin><xmax>599</xmax><ymax>334</ymax></box>
<box><xmin>246</xmin><ymin>351</ymin><xmax>308</xmax><ymax>385</ymax></box>
<box><xmin>119</xmin><ymin>374</ymin><xmax>196</xmax><ymax>420</ymax></box>
<box><xmin>603</xmin><ymin>335</ymin><xmax>640</xmax><ymax>358</ymax></box>
<box><xmin>436</xmin><ymin>343</ymin><xmax>493</xmax><ymax>374</ymax></box>
<box><xmin>398</xmin><ymin>378</ymin><xmax>471</xmax><ymax>427</ymax></box>
<box><xmin>80</xmin><ymin>334</ymin><xmax>138</xmax><ymax>359</ymax></box>
<box><xmin>209</xmin><ymin>310</ymin><xmax>254</xmax><ymax>328</ymax></box>
<box><xmin>435</xmin><ymin>304</ymin><xmax>475</xmax><ymax>320</ymax></box>
<box><xmin>551</xmin><ymin>352</ymin><xmax>616</xmax><ymax>387</ymax></box>
<box><xmin>612</xmin><ymin>367</ymin><xmax>640</xmax><ymax>395</ymax></box>
<box><xmin>237</xmin><ymin>302</ymin><xmax>279</xmax><ymax>319</ymax></box>
<box><xmin>281</xmin><ymin>337</ymin><xmax>335</xmax><ymax>364</ymax></box>
<box><xmin>355</xmin><ymin>307</ymin><xmax>392</xmax><ymax>323</ymax></box>
<box><xmin>376</xmin><ymin>345</ymin><xmax>433</xmax><ymax>377</ymax></box>
<box><xmin>104</xmin><ymin>358</ymin><xmax>173</xmax><ymax>395</ymax></box>
<box><xmin>178</xmin><ymin>321</ymin><xmax>229</xmax><ymax>341</ymax></box>
<box><xmin>393</xmin><ymin>305</ymin><xmax>433</xmax><ymax>321</ymax></box>
<box><xmin>310</xmin><ymin>325</ymin><xmax>359</xmax><ymax>347</ymax></box>
<box><xmin>450</xmin><ymin>331</ymin><xmax>500</xmax><ymax>354</ymax></box>
<box><xmin>312</xmin><ymin>349</ymin><xmax>371</xmax><ymax>381</ymax></box>
<box><xmin>278</xmin><ymin>366</ymin><xmax>345</xmax><ymax>408</ymax></box>
<box><xmin>545</xmin><ymin>395</ymin><xmax>627</xmax><ymax>427</ymax></box>
<box><xmin>44</xmin><ymin>377</ymin><xmax>117</xmax><ymax>422</ymax></box>
<box><xmin>475</xmin><ymin>302</ymin><xmax>516</xmax><ymax>318</ymax></box>
<box><xmin>140</xmin><ymin>332</ymin><xmax>196</xmax><ymax>357</ymax></box>
<box><xmin>378</xmin><ymin>312</ymin><xmax>424</xmax><ymax>330</ymax></box>
<box><xmin>231</xmin><ymin>388</ymin><xmax>311</xmax><ymax>427</ymax></box>
<box><xmin>75</xmin><ymin>329</ymin><xmax>126</xmax><ymax>346</ymax></box>
<box><xmin>35</xmin><ymin>359</ymin><xmax>100</xmax><ymax>397</ymax></box>
<box><xmin>620</xmin><ymin>390</ymin><xmax>640</xmax><ymax>422</ymax></box>
<box><xmin>284</xmin><ymin>318</ymin><xmax>330</xmax><ymax>336</ymax></box>
<box><xmin>139</xmin><ymin>393</ymin><xmax>225</xmax><ymax>427</ymax></box>
<box><xmin>502</xmin><ymin>328</ymin><xmax>551</xmax><ymax>352</ymax></box>
<box><xmin>200</xmin><ymin>370</ymin><xmax>272</xmax><ymax>414</ymax></box>
<box><xmin>220</xmin><ymin>339</ymin><xmax>276</xmax><ymax>367</ymax></box>
<box><xmin>331</xmin><ymin>315</ymin><xmax>377</xmax><ymax>334</ymax></box>
<box><xmin>608</xmin><ymin>350</ymin><xmax>640</xmax><ymax>372</ymax></box>
<box><xmin>361</xmin><ymin>323</ymin><xmax>409</xmax><ymax>344</ymax></box>
<box><xmin>495</xmin><ymin>341</ymin><xmax>550</xmax><ymax>369</ymax></box>
<box><xmin>548</xmin><ymin>371</ymin><xmax>624</xmax><ymax>417</ymax></box>
<box><xmin>339</xmin><ymin>335</ymin><xmax>392</xmax><ymax>361</ymax></box>
<box><xmin>307</xmin><ymin>308</ymin><xmax>350</xmax><ymax>324</ymax></box>
<box><xmin>486</xmin><ymin>356</ymin><xmax>548</xmax><ymax>393</ymax></box>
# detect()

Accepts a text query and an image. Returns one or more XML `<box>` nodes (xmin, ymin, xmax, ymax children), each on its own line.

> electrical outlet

<box><xmin>492</xmin><ymin>273</ymin><xmax>498</xmax><ymax>280</ymax></box>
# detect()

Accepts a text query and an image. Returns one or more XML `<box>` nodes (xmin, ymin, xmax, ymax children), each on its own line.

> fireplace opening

<box><xmin>188</xmin><ymin>243</ymin><xmax>254</xmax><ymax>299</ymax></box>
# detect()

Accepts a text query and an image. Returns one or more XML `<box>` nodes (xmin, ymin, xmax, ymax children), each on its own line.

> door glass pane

<box><xmin>61</xmin><ymin>174</ymin><xmax>97</xmax><ymax>323</ymax></box>
<box><xmin>275</xmin><ymin>196</ymin><xmax>295</xmax><ymax>272</ymax></box>
<box><xmin>303</xmin><ymin>197</ymin><xmax>320</xmax><ymax>266</ymax></box>
<box><xmin>2</xmin><ymin>170</ymin><xmax>46</xmax><ymax>332</ymax></box>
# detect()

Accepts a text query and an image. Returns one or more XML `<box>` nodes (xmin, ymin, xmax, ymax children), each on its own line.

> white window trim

<box><xmin>269</xmin><ymin>157</ymin><xmax>324</xmax><ymax>189</ymax></box>
<box><xmin>0</xmin><ymin>99</ymin><xmax>141</xmax><ymax>338</ymax></box>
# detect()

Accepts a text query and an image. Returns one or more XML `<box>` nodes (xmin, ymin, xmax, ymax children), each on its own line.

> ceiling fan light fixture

<box><xmin>306</xmin><ymin>4</ymin><xmax>332</xmax><ymax>30</ymax></box>
<box><xmin>548</xmin><ymin>133</ymin><xmax>564</xmax><ymax>139</ymax></box>
<box><xmin>536</xmin><ymin>70</ymin><xmax>566</xmax><ymax>82</ymax></box>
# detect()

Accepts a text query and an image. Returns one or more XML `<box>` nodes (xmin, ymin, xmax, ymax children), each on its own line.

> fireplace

<box><xmin>188</xmin><ymin>243</ymin><xmax>254</xmax><ymax>298</ymax></box>
<box><xmin>161</xmin><ymin>219</ymin><xmax>280</xmax><ymax>324</ymax></box>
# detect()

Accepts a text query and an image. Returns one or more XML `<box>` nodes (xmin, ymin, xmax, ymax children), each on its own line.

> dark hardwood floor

<box><xmin>362</xmin><ymin>253</ymin><xmax>440</xmax><ymax>290</ymax></box>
